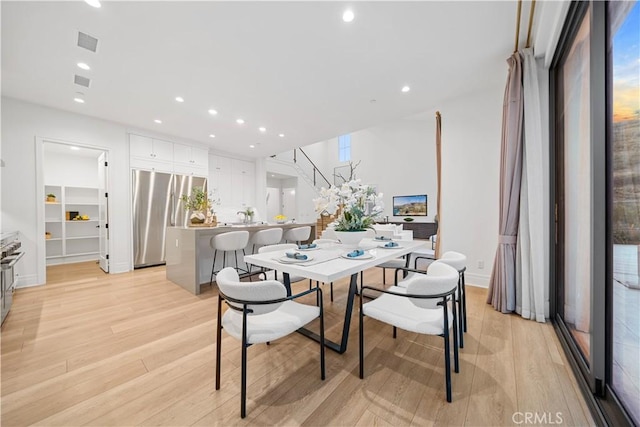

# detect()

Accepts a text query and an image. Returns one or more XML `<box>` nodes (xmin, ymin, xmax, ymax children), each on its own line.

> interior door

<box><xmin>97</xmin><ymin>152</ymin><xmax>109</xmax><ymax>272</ymax></box>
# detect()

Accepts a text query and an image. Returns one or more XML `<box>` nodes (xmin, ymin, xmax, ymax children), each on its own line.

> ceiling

<box><xmin>2</xmin><ymin>1</ymin><xmax>517</xmax><ymax>158</ymax></box>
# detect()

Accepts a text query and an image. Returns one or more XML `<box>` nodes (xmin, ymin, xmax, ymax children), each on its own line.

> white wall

<box><xmin>264</xmin><ymin>158</ymin><xmax>318</xmax><ymax>224</ymax></box>
<box><xmin>1</xmin><ymin>97</ymin><xmax>131</xmax><ymax>286</ymax></box>
<box><xmin>43</xmin><ymin>149</ymin><xmax>100</xmax><ymax>188</ymax></box>
<box><xmin>0</xmin><ymin>96</ymin><xmax>230</xmax><ymax>287</ymax></box>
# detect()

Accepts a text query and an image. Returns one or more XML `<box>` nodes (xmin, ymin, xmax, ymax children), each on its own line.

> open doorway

<box><xmin>266</xmin><ymin>172</ymin><xmax>297</xmax><ymax>222</ymax></box>
<box><xmin>37</xmin><ymin>140</ymin><xmax>110</xmax><ymax>284</ymax></box>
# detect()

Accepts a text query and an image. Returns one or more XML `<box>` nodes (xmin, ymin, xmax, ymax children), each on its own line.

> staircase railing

<box><xmin>294</xmin><ymin>148</ymin><xmax>332</xmax><ymax>188</ymax></box>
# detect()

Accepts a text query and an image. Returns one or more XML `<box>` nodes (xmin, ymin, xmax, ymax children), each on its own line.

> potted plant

<box><xmin>46</xmin><ymin>193</ymin><xmax>56</xmax><ymax>202</ymax></box>
<box><xmin>181</xmin><ymin>187</ymin><xmax>212</xmax><ymax>225</ymax></box>
<box><xmin>313</xmin><ymin>179</ymin><xmax>384</xmax><ymax>245</ymax></box>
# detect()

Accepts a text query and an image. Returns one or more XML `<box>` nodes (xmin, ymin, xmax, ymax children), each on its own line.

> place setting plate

<box><xmin>340</xmin><ymin>251</ymin><xmax>374</xmax><ymax>260</ymax></box>
<box><xmin>378</xmin><ymin>243</ymin><xmax>403</xmax><ymax>249</ymax></box>
<box><xmin>297</xmin><ymin>246</ymin><xmax>320</xmax><ymax>251</ymax></box>
<box><xmin>278</xmin><ymin>255</ymin><xmax>314</xmax><ymax>264</ymax></box>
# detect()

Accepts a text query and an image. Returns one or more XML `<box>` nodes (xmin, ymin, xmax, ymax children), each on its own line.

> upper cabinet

<box><xmin>210</xmin><ymin>156</ymin><xmax>255</xmax><ymax>208</ymax></box>
<box><xmin>129</xmin><ymin>133</ymin><xmax>208</xmax><ymax>177</ymax></box>
<box><xmin>173</xmin><ymin>143</ymin><xmax>208</xmax><ymax>175</ymax></box>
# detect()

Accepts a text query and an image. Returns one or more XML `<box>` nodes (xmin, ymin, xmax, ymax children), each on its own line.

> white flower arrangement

<box><xmin>313</xmin><ymin>179</ymin><xmax>384</xmax><ymax>231</ymax></box>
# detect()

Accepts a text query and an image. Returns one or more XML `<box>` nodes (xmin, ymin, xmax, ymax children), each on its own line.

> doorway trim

<box><xmin>35</xmin><ymin>136</ymin><xmax>111</xmax><ymax>285</ymax></box>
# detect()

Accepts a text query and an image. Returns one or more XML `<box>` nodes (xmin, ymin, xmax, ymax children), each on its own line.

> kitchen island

<box><xmin>165</xmin><ymin>223</ymin><xmax>316</xmax><ymax>294</ymax></box>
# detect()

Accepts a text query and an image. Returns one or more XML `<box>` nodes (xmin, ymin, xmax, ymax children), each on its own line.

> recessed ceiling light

<box><xmin>70</xmin><ymin>146</ymin><xmax>80</xmax><ymax>151</ymax></box>
<box><xmin>77</xmin><ymin>62</ymin><xmax>90</xmax><ymax>71</ymax></box>
<box><xmin>154</xmin><ymin>119</ymin><xmax>162</xmax><ymax>124</ymax></box>
<box><xmin>271</xmin><ymin>174</ymin><xmax>275</xmax><ymax>177</ymax></box>
<box><xmin>84</xmin><ymin>0</ymin><xmax>101</xmax><ymax>8</ymax></box>
<box><xmin>208</xmin><ymin>109</ymin><xmax>218</xmax><ymax>116</ymax></box>
<box><xmin>343</xmin><ymin>9</ymin><xmax>355</xmax><ymax>22</ymax></box>
<box><xmin>73</xmin><ymin>97</ymin><xmax>85</xmax><ymax>104</ymax></box>
<box><xmin>249</xmin><ymin>144</ymin><xmax>255</xmax><ymax>148</ymax></box>
<box><xmin>175</xmin><ymin>96</ymin><xmax>184</xmax><ymax>103</ymax></box>
<box><xmin>258</xmin><ymin>127</ymin><xmax>266</xmax><ymax>133</ymax></box>
<box><xmin>278</xmin><ymin>133</ymin><xmax>285</xmax><ymax>138</ymax></box>
<box><xmin>236</xmin><ymin>119</ymin><xmax>245</xmax><ymax>124</ymax></box>
<box><xmin>401</xmin><ymin>85</ymin><xmax>411</xmax><ymax>93</ymax></box>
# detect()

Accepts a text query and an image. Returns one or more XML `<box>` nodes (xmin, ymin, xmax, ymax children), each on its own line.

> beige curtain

<box><xmin>487</xmin><ymin>52</ymin><xmax>523</xmax><ymax>313</ymax></box>
<box><xmin>435</xmin><ymin>111</ymin><xmax>442</xmax><ymax>258</ymax></box>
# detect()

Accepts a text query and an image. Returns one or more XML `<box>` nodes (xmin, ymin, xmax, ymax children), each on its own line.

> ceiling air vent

<box><xmin>74</xmin><ymin>75</ymin><xmax>91</xmax><ymax>88</ymax></box>
<box><xmin>77</xmin><ymin>31</ymin><xmax>98</xmax><ymax>52</ymax></box>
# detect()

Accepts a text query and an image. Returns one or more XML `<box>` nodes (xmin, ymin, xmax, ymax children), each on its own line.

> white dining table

<box><xmin>243</xmin><ymin>238</ymin><xmax>427</xmax><ymax>353</ymax></box>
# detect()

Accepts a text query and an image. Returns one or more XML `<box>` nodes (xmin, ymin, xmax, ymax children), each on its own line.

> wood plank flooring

<box><xmin>1</xmin><ymin>262</ymin><xmax>595</xmax><ymax>426</ymax></box>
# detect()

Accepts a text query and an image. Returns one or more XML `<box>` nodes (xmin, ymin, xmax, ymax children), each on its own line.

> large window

<box><xmin>552</xmin><ymin>1</ymin><xmax>639</xmax><ymax>425</ymax></box>
<box><xmin>338</xmin><ymin>134</ymin><xmax>351</xmax><ymax>162</ymax></box>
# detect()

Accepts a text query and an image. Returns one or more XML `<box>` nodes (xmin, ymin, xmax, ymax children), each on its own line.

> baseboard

<box><xmin>16</xmin><ymin>274</ymin><xmax>42</xmax><ymax>288</ymax></box>
<box><xmin>465</xmin><ymin>272</ymin><xmax>490</xmax><ymax>288</ymax></box>
<box><xmin>109</xmin><ymin>261</ymin><xmax>131</xmax><ymax>274</ymax></box>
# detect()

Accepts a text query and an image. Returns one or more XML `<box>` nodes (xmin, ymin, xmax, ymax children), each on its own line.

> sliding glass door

<box><xmin>609</xmin><ymin>1</ymin><xmax>639</xmax><ymax>424</ymax></box>
<box><xmin>553</xmin><ymin>1</ymin><xmax>639</xmax><ymax>425</ymax></box>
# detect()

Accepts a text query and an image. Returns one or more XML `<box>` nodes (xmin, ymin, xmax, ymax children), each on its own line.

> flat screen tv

<box><xmin>393</xmin><ymin>194</ymin><xmax>427</xmax><ymax>216</ymax></box>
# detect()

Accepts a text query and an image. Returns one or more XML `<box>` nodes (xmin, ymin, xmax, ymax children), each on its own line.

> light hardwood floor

<box><xmin>1</xmin><ymin>262</ymin><xmax>595</xmax><ymax>426</ymax></box>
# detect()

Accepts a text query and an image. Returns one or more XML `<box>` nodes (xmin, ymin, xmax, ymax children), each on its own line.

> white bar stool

<box><xmin>249</xmin><ymin>228</ymin><xmax>283</xmax><ymax>254</ymax></box>
<box><xmin>283</xmin><ymin>226</ymin><xmax>311</xmax><ymax>245</ymax></box>
<box><xmin>210</xmin><ymin>231</ymin><xmax>250</xmax><ymax>285</ymax></box>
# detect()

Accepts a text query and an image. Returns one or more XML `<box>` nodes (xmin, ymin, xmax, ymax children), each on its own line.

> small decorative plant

<box><xmin>46</xmin><ymin>193</ymin><xmax>56</xmax><ymax>202</ymax></box>
<box><xmin>181</xmin><ymin>187</ymin><xmax>211</xmax><ymax>224</ymax></box>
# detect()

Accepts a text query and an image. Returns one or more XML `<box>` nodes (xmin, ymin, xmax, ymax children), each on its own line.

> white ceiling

<box><xmin>2</xmin><ymin>1</ymin><xmax>517</xmax><ymax>158</ymax></box>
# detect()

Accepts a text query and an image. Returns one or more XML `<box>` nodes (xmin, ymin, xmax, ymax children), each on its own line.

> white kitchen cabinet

<box><xmin>129</xmin><ymin>134</ymin><xmax>174</xmax><ymax>172</ymax></box>
<box><xmin>231</xmin><ymin>159</ymin><xmax>255</xmax><ymax>208</ymax></box>
<box><xmin>173</xmin><ymin>143</ymin><xmax>208</xmax><ymax>176</ymax></box>
<box><xmin>211</xmin><ymin>156</ymin><xmax>233</xmax><ymax>206</ymax></box>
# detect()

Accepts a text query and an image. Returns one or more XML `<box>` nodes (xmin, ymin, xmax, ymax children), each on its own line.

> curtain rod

<box><xmin>514</xmin><ymin>0</ymin><xmax>522</xmax><ymax>53</ymax></box>
<box><xmin>526</xmin><ymin>0</ymin><xmax>537</xmax><ymax>48</ymax></box>
<box><xmin>514</xmin><ymin>0</ymin><xmax>537</xmax><ymax>53</ymax></box>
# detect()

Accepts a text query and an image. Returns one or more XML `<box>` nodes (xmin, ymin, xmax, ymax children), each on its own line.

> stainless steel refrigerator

<box><xmin>132</xmin><ymin>170</ymin><xmax>207</xmax><ymax>268</ymax></box>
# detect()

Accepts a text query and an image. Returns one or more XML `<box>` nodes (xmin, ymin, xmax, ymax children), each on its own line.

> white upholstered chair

<box><xmin>394</xmin><ymin>250</ymin><xmax>468</xmax><ymax>348</ymax></box>
<box><xmin>438</xmin><ymin>251</ymin><xmax>468</xmax><ymax>346</ymax></box>
<box><xmin>249</xmin><ymin>227</ymin><xmax>283</xmax><ymax>254</ymax></box>
<box><xmin>210</xmin><ymin>231</ymin><xmax>250</xmax><ymax>285</ymax></box>
<box><xmin>215</xmin><ymin>267</ymin><xmax>325</xmax><ymax>418</ymax></box>
<box><xmin>359</xmin><ymin>261</ymin><xmax>460</xmax><ymax>402</ymax></box>
<box><xmin>283</xmin><ymin>226</ymin><xmax>311</xmax><ymax>245</ymax></box>
<box><xmin>256</xmin><ymin>243</ymin><xmax>308</xmax><ymax>292</ymax></box>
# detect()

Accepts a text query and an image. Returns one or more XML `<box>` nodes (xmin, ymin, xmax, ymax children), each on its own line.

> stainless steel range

<box><xmin>1</xmin><ymin>231</ymin><xmax>24</xmax><ymax>325</ymax></box>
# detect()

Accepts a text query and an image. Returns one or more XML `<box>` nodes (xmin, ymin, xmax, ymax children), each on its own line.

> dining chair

<box><xmin>437</xmin><ymin>251</ymin><xmax>468</xmax><ymax>345</ymax></box>
<box><xmin>215</xmin><ymin>267</ymin><xmax>325</xmax><ymax>418</ymax></box>
<box><xmin>359</xmin><ymin>261</ymin><xmax>460</xmax><ymax>402</ymax></box>
<box><xmin>394</xmin><ymin>251</ymin><xmax>467</xmax><ymax>348</ymax></box>
<box><xmin>255</xmin><ymin>243</ymin><xmax>308</xmax><ymax>288</ymax></box>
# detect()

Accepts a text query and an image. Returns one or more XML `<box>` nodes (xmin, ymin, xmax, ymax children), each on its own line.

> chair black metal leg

<box><xmin>443</xmin><ymin>299</ymin><xmax>452</xmax><ymax>403</ymax></box>
<box><xmin>241</xmin><ymin>309</ymin><xmax>248</xmax><ymax>418</ymax></box>
<box><xmin>458</xmin><ymin>277</ymin><xmax>464</xmax><ymax>349</ymax></box>
<box><xmin>210</xmin><ymin>250</ymin><xmax>218</xmax><ymax>286</ymax></box>
<box><xmin>330</xmin><ymin>282</ymin><xmax>333</xmax><ymax>302</ymax></box>
<box><xmin>382</xmin><ymin>268</ymin><xmax>386</xmax><ymax>285</ymax></box>
<box><xmin>452</xmin><ymin>298</ymin><xmax>459</xmax><ymax>374</ymax></box>
<box><xmin>235</xmin><ymin>250</ymin><xmax>239</xmax><ymax>271</ymax></box>
<box><xmin>393</xmin><ymin>326</ymin><xmax>397</xmax><ymax>339</ymax></box>
<box><xmin>223</xmin><ymin>251</ymin><xmax>227</xmax><ymax>272</ymax></box>
<box><xmin>359</xmin><ymin>292</ymin><xmax>364</xmax><ymax>379</ymax></box>
<box><xmin>462</xmin><ymin>271</ymin><xmax>467</xmax><ymax>333</ymax></box>
<box><xmin>215</xmin><ymin>295</ymin><xmax>222</xmax><ymax>390</ymax></box>
<box><xmin>319</xmin><ymin>290</ymin><xmax>326</xmax><ymax>380</ymax></box>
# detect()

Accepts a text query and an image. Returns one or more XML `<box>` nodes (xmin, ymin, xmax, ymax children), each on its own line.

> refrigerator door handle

<box><xmin>170</xmin><ymin>192</ymin><xmax>175</xmax><ymax>226</ymax></box>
